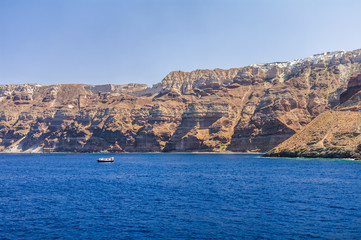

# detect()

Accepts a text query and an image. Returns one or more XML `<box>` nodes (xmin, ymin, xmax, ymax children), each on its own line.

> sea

<box><xmin>1</xmin><ymin>153</ymin><xmax>361</xmax><ymax>239</ymax></box>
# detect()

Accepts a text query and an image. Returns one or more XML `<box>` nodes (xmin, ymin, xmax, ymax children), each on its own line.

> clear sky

<box><xmin>1</xmin><ymin>0</ymin><xmax>361</xmax><ymax>86</ymax></box>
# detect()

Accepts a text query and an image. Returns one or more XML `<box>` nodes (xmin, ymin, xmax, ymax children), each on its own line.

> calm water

<box><xmin>1</xmin><ymin>153</ymin><xmax>361</xmax><ymax>239</ymax></box>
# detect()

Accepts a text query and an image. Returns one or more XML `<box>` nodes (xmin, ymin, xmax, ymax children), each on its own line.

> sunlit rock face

<box><xmin>265</xmin><ymin>72</ymin><xmax>361</xmax><ymax>159</ymax></box>
<box><xmin>1</xmin><ymin>49</ymin><xmax>361</xmax><ymax>153</ymax></box>
<box><xmin>264</xmin><ymin>111</ymin><xmax>361</xmax><ymax>159</ymax></box>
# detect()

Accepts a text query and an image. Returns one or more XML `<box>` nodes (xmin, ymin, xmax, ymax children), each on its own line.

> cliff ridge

<box><xmin>2</xmin><ymin>49</ymin><xmax>361</xmax><ymax>153</ymax></box>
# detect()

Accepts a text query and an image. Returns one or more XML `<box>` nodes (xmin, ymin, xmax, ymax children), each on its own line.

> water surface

<box><xmin>1</xmin><ymin>153</ymin><xmax>361</xmax><ymax>239</ymax></box>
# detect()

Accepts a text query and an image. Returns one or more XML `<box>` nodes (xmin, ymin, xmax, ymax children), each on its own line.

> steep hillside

<box><xmin>266</xmin><ymin>72</ymin><xmax>361</xmax><ymax>159</ymax></box>
<box><xmin>265</xmin><ymin>111</ymin><xmax>361</xmax><ymax>159</ymax></box>
<box><xmin>1</xmin><ymin>49</ymin><xmax>361</xmax><ymax>153</ymax></box>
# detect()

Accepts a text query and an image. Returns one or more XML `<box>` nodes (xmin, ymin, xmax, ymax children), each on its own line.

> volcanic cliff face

<box><xmin>266</xmin><ymin>72</ymin><xmax>361</xmax><ymax>159</ymax></box>
<box><xmin>339</xmin><ymin>74</ymin><xmax>361</xmax><ymax>104</ymax></box>
<box><xmin>264</xmin><ymin>111</ymin><xmax>361</xmax><ymax>159</ymax></box>
<box><xmin>1</xmin><ymin>49</ymin><xmax>361</xmax><ymax>153</ymax></box>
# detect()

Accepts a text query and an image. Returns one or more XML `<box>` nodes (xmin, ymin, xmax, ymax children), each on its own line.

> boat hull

<box><xmin>97</xmin><ymin>157</ymin><xmax>114</xmax><ymax>162</ymax></box>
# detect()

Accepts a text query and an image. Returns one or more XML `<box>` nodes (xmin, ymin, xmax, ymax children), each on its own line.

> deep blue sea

<box><xmin>1</xmin><ymin>153</ymin><xmax>361</xmax><ymax>239</ymax></box>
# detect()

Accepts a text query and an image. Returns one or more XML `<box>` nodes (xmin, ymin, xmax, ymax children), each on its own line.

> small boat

<box><xmin>97</xmin><ymin>157</ymin><xmax>114</xmax><ymax>162</ymax></box>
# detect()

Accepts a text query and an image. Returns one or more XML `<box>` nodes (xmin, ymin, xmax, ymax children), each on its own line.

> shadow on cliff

<box><xmin>228</xmin><ymin>117</ymin><xmax>296</xmax><ymax>152</ymax></box>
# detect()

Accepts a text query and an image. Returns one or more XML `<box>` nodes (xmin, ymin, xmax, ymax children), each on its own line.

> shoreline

<box><xmin>1</xmin><ymin>151</ymin><xmax>359</xmax><ymax>161</ymax></box>
<box><xmin>0</xmin><ymin>151</ymin><xmax>265</xmax><ymax>155</ymax></box>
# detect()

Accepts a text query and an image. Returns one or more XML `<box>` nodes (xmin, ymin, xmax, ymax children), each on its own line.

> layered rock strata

<box><xmin>266</xmin><ymin>73</ymin><xmax>361</xmax><ymax>159</ymax></box>
<box><xmin>1</xmin><ymin>49</ymin><xmax>361</xmax><ymax>153</ymax></box>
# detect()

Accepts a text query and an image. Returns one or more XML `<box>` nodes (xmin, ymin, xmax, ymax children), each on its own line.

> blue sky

<box><xmin>1</xmin><ymin>0</ymin><xmax>361</xmax><ymax>86</ymax></box>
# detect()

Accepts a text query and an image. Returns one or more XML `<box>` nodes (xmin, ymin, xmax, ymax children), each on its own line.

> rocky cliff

<box><xmin>264</xmin><ymin>111</ymin><xmax>361</xmax><ymax>159</ymax></box>
<box><xmin>1</xmin><ymin>49</ymin><xmax>361</xmax><ymax>153</ymax></box>
<box><xmin>266</xmin><ymin>72</ymin><xmax>361</xmax><ymax>159</ymax></box>
<box><xmin>339</xmin><ymin>73</ymin><xmax>361</xmax><ymax>104</ymax></box>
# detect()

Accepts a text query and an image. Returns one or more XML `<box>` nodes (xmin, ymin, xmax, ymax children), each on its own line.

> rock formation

<box><xmin>1</xmin><ymin>49</ymin><xmax>361</xmax><ymax>153</ymax></box>
<box><xmin>340</xmin><ymin>74</ymin><xmax>361</xmax><ymax>104</ymax></box>
<box><xmin>265</xmin><ymin>111</ymin><xmax>361</xmax><ymax>159</ymax></box>
<box><xmin>266</xmin><ymin>72</ymin><xmax>361</xmax><ymax>159</ymax></box>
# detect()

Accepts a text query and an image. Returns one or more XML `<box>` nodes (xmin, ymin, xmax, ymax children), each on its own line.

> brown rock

<box><xmin>340</xmin><ymin>73</ymin><xmax>361</xmax><ymax>104</ymax></box>
<box><xmin>1</xmin><ymin>49</ymin><xmax>361</xmax><ymax>153</ymax></box>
